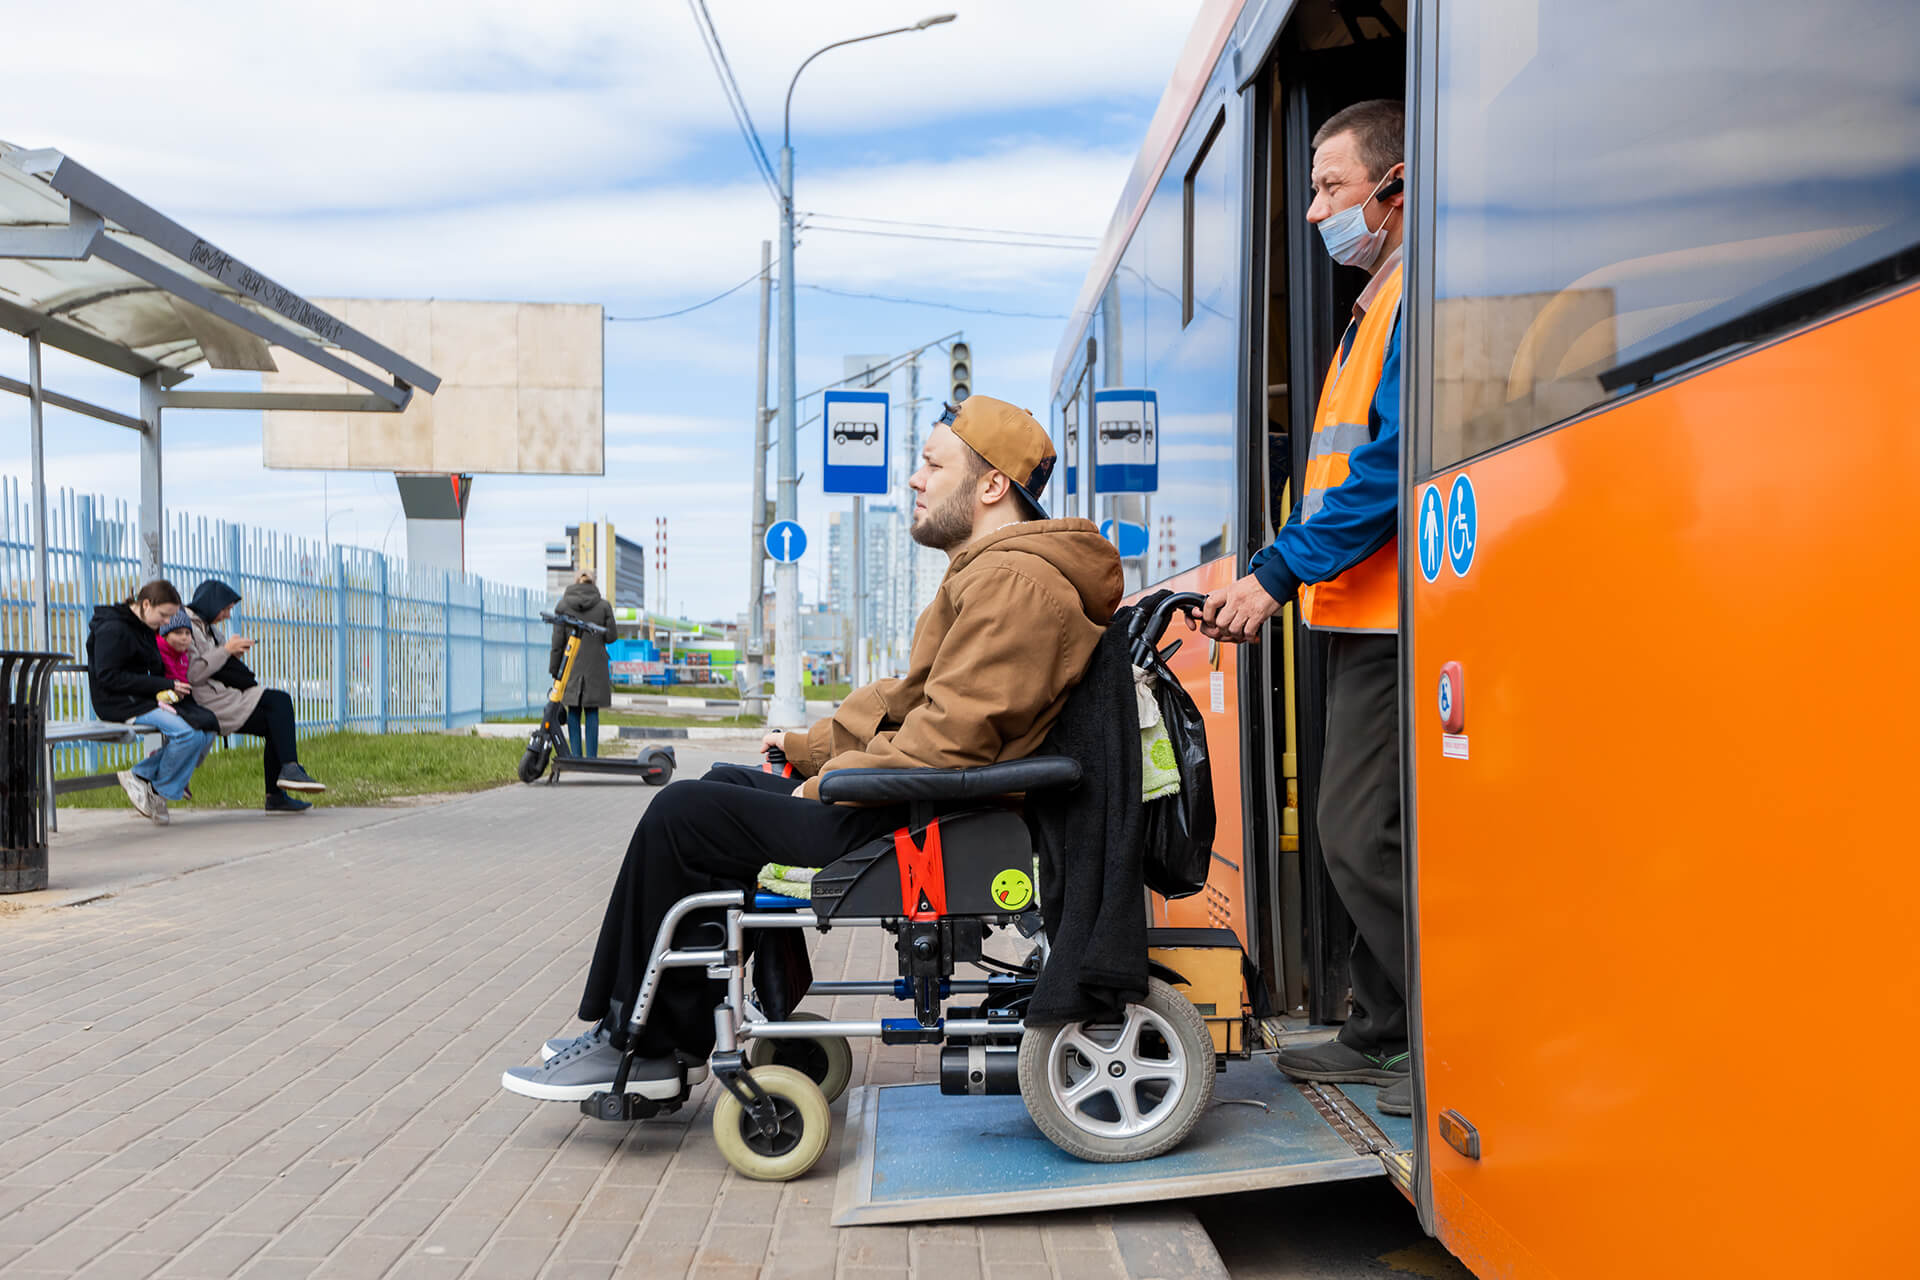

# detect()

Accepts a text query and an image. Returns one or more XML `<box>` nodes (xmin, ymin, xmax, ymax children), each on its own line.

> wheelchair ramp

<box><xmin>831</xmin><ymin>1060</ymin><xmax>1413</xmax><ymax>1226</ymax></box>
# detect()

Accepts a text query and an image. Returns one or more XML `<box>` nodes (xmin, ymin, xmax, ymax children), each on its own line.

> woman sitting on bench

<box><xmin>86</xmin><ymin>579</ymin><xmax>215</xmax><ymax>825</ymax></box>
<box><xmin>184</xmin><ymin>580</ymin><xmax>328</xmax><ymax>813</ymax></box>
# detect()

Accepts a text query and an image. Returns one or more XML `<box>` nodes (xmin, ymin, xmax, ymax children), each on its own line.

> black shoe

<box><xmin>1376</xmin><ymin>1076</ymin><xmax>1413</xmax><ymax>1116</ymax></box>
<box><xmin>277</xmin><ymin>763</ymin><xmax>327</xmax><ymax>793</ymax></box>
<box><xmin>1273</xmin><ymin>1040</ymin><xmax>1410</xmax><ymax>1085</ymax></box>
<box><xmin>265</xmin><ymin>791</ymin><xmax>312</xmax><ymax>813</ymax></box>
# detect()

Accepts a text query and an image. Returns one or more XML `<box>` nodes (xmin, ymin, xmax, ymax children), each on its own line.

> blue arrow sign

<box><xmin>1099</xmin><ymin>518</ymin><xmax>1150</xmax><ymax>560</ymax></box>
<box><xmin>1418</xmin><ymin>484</ymin><xmax>1444</xmax><ymax>583</ymax></box>
<box><xmin>765</xmin><ymin>520</ymin><xmax>807</xmax><ymax>563</ymax></box>
<box><xmin>1446</xmin><ymin>474</ymin><xmax>1478</xmax><ymax>577</ymax></box>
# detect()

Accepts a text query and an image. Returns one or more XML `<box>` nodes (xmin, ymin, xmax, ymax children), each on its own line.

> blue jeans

<box><xmin>129</xmin><ymin>705</ymin><xmax>214</xmax><ymax>801</ymax></box>
<box><xmin>567</xmin><ymin>707</ymin><xmax>600</xmax><ymax>758</ymax></box>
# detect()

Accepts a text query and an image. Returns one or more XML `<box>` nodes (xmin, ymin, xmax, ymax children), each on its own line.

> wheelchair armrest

<box><xmin>815</xmin><ymin>757</ymin><xmax>1083</xmax><ymax>804</ymax></box>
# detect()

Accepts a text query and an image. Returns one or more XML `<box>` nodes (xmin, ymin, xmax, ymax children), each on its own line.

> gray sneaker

<box><xmin>501</xmin><ymin>1039</ymin><xmax>688</xmax><ymax>1102</ymax></box>
<box><xmin>116</xmin><ymin>771</ymin><xmax>157</xmax><ymax>819</ymax></box>
<box><xmin>542</xmin><ymin>1026</ymin><xmax>609</xmax><ymax>1062</ymax></box>
<box><xmin>1273</xmin><ymin>1040</ymin><xmax>1410</xmax><ymax>1085</ymax></box>
<box><xmin>1376</xmin><ymin>1075</ymin><xmax>1412</xmax><ymax>1116</ymax></box>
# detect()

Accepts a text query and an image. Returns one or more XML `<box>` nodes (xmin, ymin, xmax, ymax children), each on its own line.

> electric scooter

<box><xmin>518</xmin><ymin>611</ymin><xmax>676</xmax><ymax>786</ymax></box>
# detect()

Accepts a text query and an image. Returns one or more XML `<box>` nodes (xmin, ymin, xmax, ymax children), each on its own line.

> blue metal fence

<box><xmin>1</xmin><ymin>477</ymin><xmax>550</xmax><ymax>774</ymax></box>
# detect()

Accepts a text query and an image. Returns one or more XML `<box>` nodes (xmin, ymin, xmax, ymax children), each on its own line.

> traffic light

<box><xmin>949</xmin><ymin>341</ymin><xmax>971</xmax><ymax>403</ymax></box>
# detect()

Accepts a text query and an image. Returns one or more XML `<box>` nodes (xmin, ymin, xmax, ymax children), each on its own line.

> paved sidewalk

<box><xmin>0</xmin><ymin>749</ymin><xmax>1226</xmax><ymax>1279</ymax></box>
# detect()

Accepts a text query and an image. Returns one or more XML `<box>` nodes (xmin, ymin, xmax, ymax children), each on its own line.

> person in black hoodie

<box><xmin>86</xmin><ymin>579</ymin><xmax>215</xmax><ymax>825</ymax></box>
<box><xmin>185</xmin><ymin>580</ymin><xmax>327</xmax><ymax>812</ymax></box>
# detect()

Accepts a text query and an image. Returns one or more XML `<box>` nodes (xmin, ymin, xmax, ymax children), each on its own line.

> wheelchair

<box><xmin>579</xmin><ymin>593</ymin><xmax>1218</xmax><ymax>1182</ymax></box>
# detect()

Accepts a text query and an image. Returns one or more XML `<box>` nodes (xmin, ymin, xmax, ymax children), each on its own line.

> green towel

<box><xmin>1141</xmin><ymin>721</ymin><xmax>1182</xmax><ymax>800</ymax></box>
<box><xmin>757</xmin><ymin>862</ymin><xmax>817</xmax><ymax>899</ymax></box>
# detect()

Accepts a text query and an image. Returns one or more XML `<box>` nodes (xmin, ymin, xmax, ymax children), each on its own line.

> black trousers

<box><xmin>237</xmin><ymin>689</ymin><xmax>300</xmax><ymax>795</ymax></box>
<box><xmin>1318</xmin><ymin>633</ymin><xmax>1408</xmax><ymax>1055</ymax></box>
<box><xmin>578</xmin><ymin>764</ymin><xmax>907</xmax><ymax>1058</ymax></box>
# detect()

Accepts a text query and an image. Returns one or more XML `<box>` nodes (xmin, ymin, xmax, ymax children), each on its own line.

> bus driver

<box><xmin>1193</xmin><ymin>99</ymin><xmax>1414</xmax><ymax>1117</ymax></box>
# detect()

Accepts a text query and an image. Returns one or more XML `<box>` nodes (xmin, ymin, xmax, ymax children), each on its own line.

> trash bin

<box><xmin>2</xmin><ymin>650</ymin><xmax>67</xmax><ymax>894</ymax></box>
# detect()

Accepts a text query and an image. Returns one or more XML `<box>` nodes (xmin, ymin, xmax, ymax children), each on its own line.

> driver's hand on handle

<box><xmin>1194</xmin><ymin>573</ymin><xmax>1286</xmax><ymax>644</ymax></box>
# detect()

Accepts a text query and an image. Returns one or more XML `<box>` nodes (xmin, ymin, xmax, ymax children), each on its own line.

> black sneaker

<box><xmin>1376</xmin><ymin>1076</ymin><xmax>1412</xmax><ymax>1116</ymax></box>
<box><xmin>265</xmin><ymin>791</ymin><xmax>312</xmax><ymax>813</ymax></box>
<box><xmin>277</xmin><ymin>764</ymin><xmax>327</xmax><ymax>793</ymax></box>
<box><xmin>1273</xmin><ymin>1039</ymin><xmax>1410</xmax><ymax>1085</ymax></box>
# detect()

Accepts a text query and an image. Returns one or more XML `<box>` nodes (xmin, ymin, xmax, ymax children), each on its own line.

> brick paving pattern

<box><xmin>0</xmin><ymin>748</ymin><xmax>1223</xmax><ymax>1279</ymax></box>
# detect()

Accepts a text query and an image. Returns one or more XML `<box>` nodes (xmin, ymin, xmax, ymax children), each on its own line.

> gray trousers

<box><xmin>1318</xmin><ymin>632</ymin><xmax>1408</xmax><ymax>1054</ymax></box>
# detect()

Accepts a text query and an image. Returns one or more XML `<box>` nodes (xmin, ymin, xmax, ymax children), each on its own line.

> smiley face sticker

<box><xmin>990</xmin><ymin>868</ymin><xmax>1034</xmax><ymax>911</ymax></box>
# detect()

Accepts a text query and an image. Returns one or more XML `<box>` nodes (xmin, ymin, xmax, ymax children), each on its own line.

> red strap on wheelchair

<box><xmin>894</xmin><ymin>819</ymin><xmax>947</xmax><ymax>921</ymax></box>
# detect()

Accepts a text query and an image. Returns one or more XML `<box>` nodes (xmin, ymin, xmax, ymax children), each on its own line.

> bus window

<box><xmin>1429</xmin><ymin>0</ymin><xmax>1920</xmax><ymax>470</ymax></box>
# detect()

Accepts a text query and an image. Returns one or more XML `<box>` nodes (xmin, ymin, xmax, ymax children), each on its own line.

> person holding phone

<box><xmin>185</xmin><ymin>580</ymin><xmax>327</xmax><ymax>812</ymax></box>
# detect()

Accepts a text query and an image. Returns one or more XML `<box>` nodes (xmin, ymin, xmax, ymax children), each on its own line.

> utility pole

<box><xmin>744</xmin><ymin>240</ymin><xmax>771</xmax><ymax>714</ymax></box>
<box><xmin>772</xmin><ymin>12</ymin><xmax>957</xmax><ymax>727</ymax></box>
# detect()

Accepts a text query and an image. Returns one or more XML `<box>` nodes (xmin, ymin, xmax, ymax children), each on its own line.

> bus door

<box><xmin>1402</xmin><ymin>1</ymin><xmax>1920</xmax><ymax>1274</ymax></box>
<box><xmin>1248</xmin><ymin>2</ymin><xmax>1407</xmax><ymax>1024</ymax></box>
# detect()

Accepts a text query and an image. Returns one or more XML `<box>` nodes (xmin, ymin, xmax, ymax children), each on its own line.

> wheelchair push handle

<box><xmin>540</xmin><ymin>610</ymin><xmax>608</xmax><ymax>637</ymax></box>
<box><xmin>1144</xmin><ymin>591</ymin><xmax>1207</xmax><ymax>644</ymax></box>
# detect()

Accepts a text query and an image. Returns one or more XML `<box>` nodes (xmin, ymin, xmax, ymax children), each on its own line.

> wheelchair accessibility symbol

<box><xmin>1446</xmin><ymin>473</ymin><xmax>1478</xmax><ymax>578</ymax></box>
<box><xmin>991</xmin><ymin>868</ymin><xmax>1033</xmax><ymax>911</ymax></box>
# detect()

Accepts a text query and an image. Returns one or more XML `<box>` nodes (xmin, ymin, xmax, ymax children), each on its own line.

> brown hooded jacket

<box><xmin>782</xmin><ymin>518</ymin><xmax>1123</xmax><ymax>801</ymax></box>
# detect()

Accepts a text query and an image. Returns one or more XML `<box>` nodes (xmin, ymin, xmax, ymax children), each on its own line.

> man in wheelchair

<box><xmin>502</xmin><ymin>397</ymin><xmax>1122</xmax><ymax>1107</ymax></box>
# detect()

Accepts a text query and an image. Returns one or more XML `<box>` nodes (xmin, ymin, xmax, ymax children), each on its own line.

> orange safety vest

<box><xmin>1297</xmin><ymin>262</ymin><xmax>1403</xmax><ymax>633</ymax></box>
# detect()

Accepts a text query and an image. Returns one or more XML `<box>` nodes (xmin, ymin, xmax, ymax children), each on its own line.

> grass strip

<box><xmin>57</xmin><ymin>731</ymin><xmax>526</xmax><ymax>811</ymax></box>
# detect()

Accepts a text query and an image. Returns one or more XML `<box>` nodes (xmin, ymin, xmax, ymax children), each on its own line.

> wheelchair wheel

<box><xmin>747</xmin><ymin>1012</ymin><xmax>854</xmax><ymax>1103</ymax></box>
<box><xmin>712</xmin><ymin>1065</ymin><xmax>831</xmax><ymax>1182</ymax></box>
<box><xmin>1016</xmin><ymin>977</ymin><xmax>1215</xmax><ymax>1163</ymax></box>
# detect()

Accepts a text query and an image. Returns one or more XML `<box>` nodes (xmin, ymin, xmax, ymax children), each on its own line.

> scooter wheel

<box><xmin>644</xmin><ymin>749</ymin><xmax>675</xmax><ymax>787</ymax></box>
<box><xmin>517</xmin><ymin>746</ymin><xmax>550</xmax><ymax>784</ymax></box>
<box><xmin>712</xmin><ymin>1065</ymin><xmax>831</xmax><ymax>1182</ymax></box>
<box><xmin>747</xmin><ymin>1012</ymin><xmax>854</xmax><ymax>1103</ymax></box>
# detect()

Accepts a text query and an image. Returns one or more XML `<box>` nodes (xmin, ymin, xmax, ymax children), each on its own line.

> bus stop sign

<box><xmin>1092</xmin><ymin>388</ymin><xmax>1158</xmax><ymax>494</ymax></box>
<box><xmin>822</xmin><ymin>389</ymin><xmax>890</xmax><ymax>495</ymax></box>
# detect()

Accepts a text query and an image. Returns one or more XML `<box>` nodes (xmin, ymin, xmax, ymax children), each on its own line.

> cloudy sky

<box><xmin>1</xmin><ymin>0</ymin><xmax>1202</xmax><ymax>617</ymax></box>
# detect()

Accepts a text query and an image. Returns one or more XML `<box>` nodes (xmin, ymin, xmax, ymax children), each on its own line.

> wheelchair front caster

<box><xmin>712</xmin><ymin>1065</ymin><xmax>831</xmax><ymax>1182</ymax></box>
<box><xmin>1017</xmin><ymin>977</ymin><xmax>1216</xmax><ymax>1163</ymax></box>
<box><xmin>747</xmin><ymin>1012</ymin><xmax>854</xmax><ymax>1103</ymax></box>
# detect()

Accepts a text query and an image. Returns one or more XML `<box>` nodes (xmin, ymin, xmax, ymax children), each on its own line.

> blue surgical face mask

<box><xmin>1317</xmin><ymin>168</ymin><xmax>1403</xmax><ymax>269</ymax></box>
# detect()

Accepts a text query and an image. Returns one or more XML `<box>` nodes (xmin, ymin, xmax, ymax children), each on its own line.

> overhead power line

<box><xmin>803</xmin><ymin>211</ymin><xmax>1097</xmax><ymax>244</ymax></box>
<box><xmin>606</xmin><ymin>269</ymin><xmax>765</xmax><ymax>322</ymax></box>
<box><xmin>800</xmin><ymin>224</ymin><xmax>1094</xmax><ymax>252</ymax></box>
<box><xmin>800</xmin><ymin>283</ymin><xmax>1066</xmax><ymax>320</ymax></box>
<box><xmin>687</xmin><ymin>0</ymin><xmax>779</xmax><ymax>203</ymax></box>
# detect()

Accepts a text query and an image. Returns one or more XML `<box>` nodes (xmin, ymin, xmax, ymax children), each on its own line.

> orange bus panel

<box><xmin>1411</xmin><ymin>284</ymin><xmax>1920</xmax><ymax>1277</ymax></box>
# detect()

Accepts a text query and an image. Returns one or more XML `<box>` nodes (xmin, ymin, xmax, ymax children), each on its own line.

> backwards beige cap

<box><xmin>943</xmin><ymin>395</ymin><xmax>1055</xmax><ymax>521</ymax></box>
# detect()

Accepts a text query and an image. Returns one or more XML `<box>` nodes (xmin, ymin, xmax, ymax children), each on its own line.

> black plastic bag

<box><xmin>1125</xmin><ymin>590</ymin><xmax>1216</xmax><ymax>900</ymax></box>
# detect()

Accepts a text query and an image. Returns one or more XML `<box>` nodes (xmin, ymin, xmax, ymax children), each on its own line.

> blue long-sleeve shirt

<box><xmin>1248</xmin><ymin>303</ymin><xmax>1402</xmax><ymax>602</ymax></box>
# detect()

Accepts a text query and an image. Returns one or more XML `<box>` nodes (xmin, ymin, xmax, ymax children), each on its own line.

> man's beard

<box><xmin>910</xmin><ymin>488</ymin><xmax>974</xmax><ymax>551</ymax></box>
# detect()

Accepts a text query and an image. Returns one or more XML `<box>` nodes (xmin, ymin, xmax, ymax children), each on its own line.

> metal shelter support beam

<box><xmin>27</xmin><ymin>333</ymin><xmax>51</xmax><ymax>650</ymax></box>
<box><xmin>139</xmin><ymin>373</ymin><xmax>162</xmax><ymax>582</ymax></box>
<box><xmin>156</xmin><ymin>391</ymin><xmax>403</xmax><ymax>413</ymax></box>
<box><xmin>88</xmin><ymin>237</ymin><xmax>416</xmax><ymax>410</ymax></box>
<box><xmin>0</xmin><ymin>373</ymin><xmax>146</xmax><ymax>431</ymax></box>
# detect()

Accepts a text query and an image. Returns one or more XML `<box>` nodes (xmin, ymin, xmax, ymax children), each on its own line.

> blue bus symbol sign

<box><xmin>765</xmin><ymin>520</ymin><xmax>807</xmax><ymax>563</ymax></box>
<box><xmin>1418</xmin><ymin>485</ymin><xmax>1444</xmax><ymax>583</ymax></box>
<box><xmin>1446</xmin><ymin>474</ymin><xmax>1478</xmax><ymax>577</ymax></box>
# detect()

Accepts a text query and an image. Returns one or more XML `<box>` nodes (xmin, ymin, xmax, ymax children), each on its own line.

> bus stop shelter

<box><xmin>0</xmin><ymin>140</ymin><xmax>441</xmax><ymax>651</ymax></box>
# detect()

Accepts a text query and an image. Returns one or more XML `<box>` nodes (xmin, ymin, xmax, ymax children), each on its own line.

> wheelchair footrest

<box><xmin>580</xmin><ymin>1091</ymin><xmax>683</xmax><ymax>1122</ymax></box>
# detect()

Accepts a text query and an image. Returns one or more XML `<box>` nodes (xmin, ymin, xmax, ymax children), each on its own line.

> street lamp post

<box><xmin>769</xmin><ymin>12</ymin><xmax>956</xmax><ymax>728</ymax></box>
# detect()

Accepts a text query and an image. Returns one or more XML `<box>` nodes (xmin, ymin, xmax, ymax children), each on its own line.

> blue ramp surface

<box><xmin>832</xmin><ymin>1061</ymin><xmax>1404</xmax><ymax>1226</ymax></box>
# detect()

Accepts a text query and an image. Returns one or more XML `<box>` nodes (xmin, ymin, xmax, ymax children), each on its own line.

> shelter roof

<box><xmin>0</xmin><ymin>142</ymin><xmax>437</xmax><ymax>403</ymax></box>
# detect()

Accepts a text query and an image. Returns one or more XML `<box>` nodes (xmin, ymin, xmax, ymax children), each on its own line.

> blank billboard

<box><xmin>261</xmin><ymin>299</ymin><xmax>603</xmax><ymax>475</ymax></box>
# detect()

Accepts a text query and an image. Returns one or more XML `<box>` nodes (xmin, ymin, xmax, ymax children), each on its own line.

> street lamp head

<box><xmin>915</xmin><ymin>13</ymin><xmax>957</xmax><ymax>27</ymax></box>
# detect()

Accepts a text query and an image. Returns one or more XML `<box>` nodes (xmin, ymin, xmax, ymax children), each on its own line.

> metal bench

<box><xmin>43</xmin><ymin>664</ymin><xmax>160</xmax><ymax>831</ymax></box>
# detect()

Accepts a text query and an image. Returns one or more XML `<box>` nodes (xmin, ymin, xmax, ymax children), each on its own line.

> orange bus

<box><xmin>1049</xmin><ymin>0</ymin><xmax>1920</xmax><ymax>1273</ymax></box>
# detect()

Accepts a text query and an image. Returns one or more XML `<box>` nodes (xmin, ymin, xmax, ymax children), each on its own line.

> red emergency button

<box><xmin>1437</xmin><ymin>662</ymin><xmax>1465</xmax><ymax>734</ymax></box>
